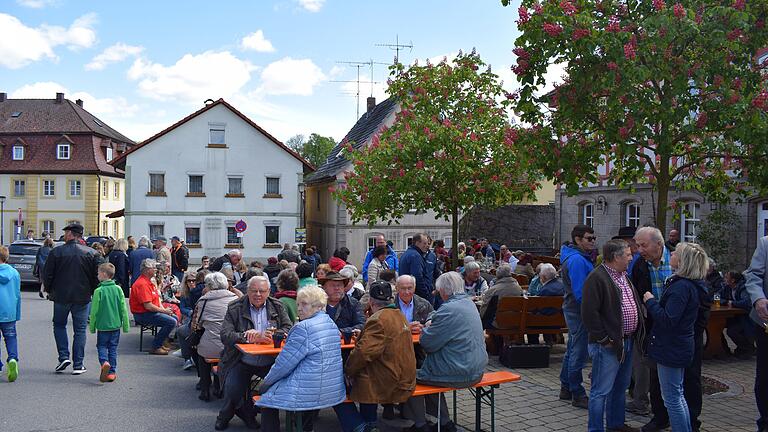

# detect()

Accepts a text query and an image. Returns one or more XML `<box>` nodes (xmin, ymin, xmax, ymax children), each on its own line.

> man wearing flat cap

<box><xmin>319</xmin><ymin>271</ymin><xmax>365</xmax><ymax>334</ymax></box>
<box><xmin>43</xmin><ymin>223</ymin><xmax>100</xmax><ymax>375</ymax></box>
<box><xmin>345</xmin><ymin>281</ymin><xmax>417</xmax><ymax>430</ymax></box>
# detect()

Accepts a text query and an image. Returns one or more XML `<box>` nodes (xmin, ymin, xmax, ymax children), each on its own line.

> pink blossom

<box><xmin>543</xmin><ymin>23</ymin><xmax>564</xmax><ymax>37</ymax></box>
<box><xmin>517</xmin><ymin>7</ymin><xmax>530</xmax><ymax>25</ymax></box>
<box><xmin>559</xmin><ymin>0</ymin><xmax>577</xmax><ymax>16</ymax></box>
<box><xmin>533</xmin><ymin>2</ymin><xmax>542</xmax><ymax>14</ymax></box>
<box><xmin>415</xmin><ymin>160</ymin><xmax>424</xmax><ymax>169</ymax></box>
<box><xmin>733</xmin><ymin>0</ymin><xmax>745</xmax><ymax>10</ymax></box>
<box><xmin>619</xmin><ymin>126</ymin><xmax>630</xmax><ymax>140</ymax></box>
<box><xmin>727</xmin><ymin>28</ymin><xmax>742</xmax><ymax>41</ymax></box>
<box><xmin>512</xmin><ymin>47</ymin><xmax>531</xmax><ymax>61</ymax></box>
<box><xmin>696</xmin><ymin>112</ymin><xmax>708</xmax><ymax>128</ymax></box>
<box><xmin>673</xmin><ymin>3</ymin><xmax>685</xmax><ymax>19</ymax></box>
<box><xmin>607</xmin><ymin>62</ymin><xmax>618</xmax><ymax>71</ymax></box>
<box><xmin>572</xmin><ymin>28</ymin><xmax>590</xmax><ymax>41</ymax></box>
<box><xmin>398</xmin><ymin>169</ymin><xmax>406</xmax><ymax>177</ymax></box>
<box><xmin>653</xmin><ymin>0</ymin><xmax>666</xmax><ymax>11</ymax></box>
<box><xmin>606</xmin><ymin>16</ymin><xmax>621</xmax><ymax>33</ymax></box>
<box><xmin>752</xmin><ymin>90</ymin><xmax>768</xmax><ymax>111</ymax></box>
<box><xmin>623</xmin><ymin>42</ymin><xmax>636</xmax><ymax>60</ymax></box>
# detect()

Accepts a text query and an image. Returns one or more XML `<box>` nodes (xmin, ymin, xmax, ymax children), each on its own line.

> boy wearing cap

<box><xmin>89</xmin><ymin>263</ymin><xmax>130</xmax><ymax>382</ymax></box>
<box><xmin>346</xmin><ymin>281</ymin><xmax>417</xmax><ymax>430</ymax></box>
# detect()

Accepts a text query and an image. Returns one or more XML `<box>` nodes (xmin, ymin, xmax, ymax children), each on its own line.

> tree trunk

<box><xmin>451</xmin><ymin>205</ymin><xmax>459</xmax><ymax>271</ymax></box>
<box><xmin>655</xmin><ymin>156</ymin><xmax>671</xmax><ymax>237</ymax></box>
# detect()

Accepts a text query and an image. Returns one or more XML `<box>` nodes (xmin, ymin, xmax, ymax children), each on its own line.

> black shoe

<box><xmin>241</xmin><ymin>417</ymin><xmax>259</xmax><ymax>430</ymax></box>
<box><xmin>214</xmin><ymin>419</ymin><xmax>229</xmax><ymax>431</ymax></box>
<box><xmin>55</xmin><ymin>359</ymin><xmax>72</xmax><ymax>373</ymax></box>
<box><xmin>198</xmin><ymin>390</ymin><xmax>210</xmax><ymax>402</ymax></box>
<box><xmin>641</xmin><ymin>419</ymin><xmax>670</xmax><ymax>432</ymax></box>
<box><xmin>559</xmin><ymin>386</ymin><xmax>572</xmax><ymax>400</ymax></box>
<box><xmin>571</xmin><ymin>395</ymin><xmax>589</xmax><ymax>409</ymax></box>
<box><xmin>195</xmin><ymin>380</ymin><xmax>202</xmax><ymax>390</ymax></box>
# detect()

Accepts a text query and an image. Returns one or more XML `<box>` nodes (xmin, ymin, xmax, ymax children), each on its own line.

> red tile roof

<box><xmin>109</xmin><ymin>98</ymin><xmax>314</xmax><ymax>171</ymax></box>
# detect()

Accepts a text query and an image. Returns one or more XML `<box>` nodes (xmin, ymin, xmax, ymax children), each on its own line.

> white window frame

<box><xmin>582</xmin><ymin>203</ymin><xmax>594</xmax><ymax>227</ymax></box>
<box><xmin>444</xmin><ymin>236</ymin><xmax>453</xmax><ymax>249</ymax></box>
<box><xmin>69</xmin><ymin>179</ymin><xmax>81</xmax><ymax>197</ymax></box>
<box><xmin>149</xmin><ymin>223</ymin><xmax>164</xmax><ymax>240</ymax></box>
<box><xmin>367</xmin><ymin>236</ymin><xmax>378</xmax><ymax>250</ymax></box>
<box><xmin>12</xmin><ymin>146</ymin><xmax>24</xmax><ymax>160</ymax></box>
<box><xmin>57</xmin><ymin>144</ymin><xmax>70</xmax><ymax>160</ymax></box>
<box><xmin>265</xmin><ymin>176</ymin><xmax>281</xmax><ymax>195</ymax></box>
<box><xmin>43</xmin><ymin>180</ymin><xmax>55</xmax><ymax>197</ymax></box>
<box><xmin>681</xmin><ymin>202</ymin><xmax>701</xmax><ymax>242</ymax></box>
<box><xmin>102</xmin><ymin>180</ymin><xmax>109</xmax><ymax>199</ymax></box>
<box><xmin>42</xmin><ymin>220</ymin><xmax>55</xmax><ymax>234</ymax></box>
<box><xmin>209</xmin><ymin>128</ymin><xmax>226</xmax><ymax>145</ymax></box>
<box><xmin>227</xmin><ymin>176</ymin><xmax>243</xmax><ymax>195</ymax></box>
<box><xmin>625</xmin><ymin>203</ymin><xmax>640</xmax><ymax>228</ymax></box>
<box><xmin>113</xmin><ymin>220</ymin><xmax>119</xmax><ymax>239</ymax></box>
<box><xmin>105</xmin><ymin>147</ymin><xmax>113</xmax><ymax>162</ymax></box>
<box><xmin>226</xmin><ymin>225</ymin><xmax>242</xmax><ymax>245</ymax></box>
<box><xmin>101</xmin><ymin>220</ymin><xmax>108</xmax><ymax>236</ymax></box>
<box><xmin>113</xmin><ymin>182</ymin><xmax>119</xmax><ymax>200</ymax></box>
<box><xmin>185</xmin><ymin>224</ymin><xmax>201</xmax><ymax>245</ymax></box>
<box><xmin>188</xmin><ymin>175</ymin><xmax>204</xmax><ymax>194</ymax></box>
<box><xmin>13</xmin><ymin>180</ymin><xmax>25</xmax><ymax>197</ymax></box>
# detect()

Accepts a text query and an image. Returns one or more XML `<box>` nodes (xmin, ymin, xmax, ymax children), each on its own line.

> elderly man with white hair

<box><xmin>403</xmin><ymin>271</ymin><xmax>488</xmax><ymax>432</ymax></box>
<box><xmin>463</xmin><ymin>261</ymin><xmax>489</xmax><ymax>297</ymax></box>
<box><xmin>209</xmin><ymin>249</ymin><xmax>243</xmax><ymax>273</ymax></box>
<box><xmin>129</xmin><ymin>235</ymin><xmax>155</xmax><ymax>285</ymax></box>
<box><xmin>479</xmin><ymin>264</ymin><xmax>523</xmax><ymax>320</ymax></box>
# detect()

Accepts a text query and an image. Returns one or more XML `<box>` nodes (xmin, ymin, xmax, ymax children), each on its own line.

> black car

<box><xmin>7</xmin><ymin>240</ymin><xmax>42</xmax><ymax>284</ymax></box>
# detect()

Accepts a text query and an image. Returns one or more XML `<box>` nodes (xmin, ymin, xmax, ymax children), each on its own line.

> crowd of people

<box><xmin>0</xmin><ymin>223</ymin><xmax>766</xmax><ymax>432</ymax></box>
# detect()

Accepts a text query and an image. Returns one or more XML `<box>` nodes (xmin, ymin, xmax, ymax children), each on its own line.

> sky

<box><xmin>0</xmin><ymin>0</ymin><xmax>536</xmax><ymax>144</ymax></box>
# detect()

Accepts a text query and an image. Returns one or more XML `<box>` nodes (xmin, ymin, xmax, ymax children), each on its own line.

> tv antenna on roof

<box><xmin>331</xmin><ymin>59</ymin><xmax>387</xmax><ymax>119</ymax></box>
<box><xmin>375</xmin><ymin>35</ymin><xmax>413</xmax><ymax>65</ymax></box>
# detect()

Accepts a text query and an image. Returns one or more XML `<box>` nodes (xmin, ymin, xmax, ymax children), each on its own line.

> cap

<box><xmin>317</xmin><ymin>271</ymin><xmax>350</xmax><ymax>285</ymax></box>
<box><xmin>171</xmin><ymin>236</ymin><xmax>181</xmax><ymax>241</ymax></box>
<box><xmin>369</xmin><ymin>281</ymin><xmax>393</xmax><ymax>302</ymax></box>
<box><xmin>62</xmin><ymin>223</ymin><xmax>84</xmax><ymax>235</ymax></box>
<box><xmin>612</xmin><ymin>226</ymin><xmax>637</xmax><ymax>240</ymax></box>
<box><xmin>153</xmin><ymin>236</ymin><xmax>167</xmax><ymax>242</ymax></box>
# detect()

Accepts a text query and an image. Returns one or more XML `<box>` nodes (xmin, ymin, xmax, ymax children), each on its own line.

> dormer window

<box><xmin>57</xmin><ymin>144</ymin><xmax>70</xmax><ymax>160</ymax></box>
<box><xmin>106</xmin><ymin>147</ymin><xmax>113</xmax><ymax>161</ymax></box>
<box><xmin>12</xmin><ymin>146</ymin><xmax>24</xmax><ymax>160</ymax></box>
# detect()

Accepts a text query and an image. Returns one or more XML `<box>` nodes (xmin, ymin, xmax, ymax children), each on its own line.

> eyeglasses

<box><xmin>187</xmin><ymin>280</ymin><xmax>196</xmax><ymax>283</ymax></box>
<box><xmin>583</xmin><ymin>236</ymin><xmax>597</xmax><ymax>242</ymax></box>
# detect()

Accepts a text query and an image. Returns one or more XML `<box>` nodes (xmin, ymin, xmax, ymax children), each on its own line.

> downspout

<box><xmin>97</xmin><ymin>175</ymin><xmax>101</xmax><ymax>236</ymax></box>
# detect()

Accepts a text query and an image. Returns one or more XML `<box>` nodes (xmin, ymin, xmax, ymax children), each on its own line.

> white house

<box><xmin>111</xmin><ymin>99</ymin><xmax>312</xmax><ymax>263</ymax></box>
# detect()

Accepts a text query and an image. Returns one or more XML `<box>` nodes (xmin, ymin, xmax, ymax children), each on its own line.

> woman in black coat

<box><xmin>108</xmin><ymin>238</ymin><xmax>131</xmax><ymax>297</ymax></box>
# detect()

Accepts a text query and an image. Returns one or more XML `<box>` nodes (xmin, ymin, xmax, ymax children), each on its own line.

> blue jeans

<box><xmin>658</xmin><ymin>364</ymin><xmax>692</xmax><ymax>432</ymax></box>
<box><xmin>0</xmin><ymin>321</ymin><xmax>19</xmax><ymax>369</ymax></box>
<box><xmin>588</xmin><ymin>339</ymin><xmax>633</xmax><ymax>431</ymax></box>
<box><xmin>97</xmin><ymin>330</ymin><xmax>120</xmax><ymax>373</ymax></box>
<box><xmin>132</xmin><ymin>312</ymin><xmax>177</xmax><ymax>349</ymax></box>
<box><xmin>53</xmin><ymin>302</ymin><xmax>90</xmax><ymax>368</ymax></box>
<box><xmin>560</xmin><ymin>306</ymin><xmax>588</xmax><ymax>396</ymax></box>
<box><xmin>332</xmin><ymin>402</ymin><xmax>367</xmax><ymax>432</ymax></box>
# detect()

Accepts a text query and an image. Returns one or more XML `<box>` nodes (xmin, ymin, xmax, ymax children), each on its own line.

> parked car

<box><xmin>85</xmin><ymin>236</ymin><xmax>110</xmax><ymax>245</ymax></box>
<box><xmin>8</xmin><ymin>240</ymin><xmax>42</xmax><ymax>284</ymax></box>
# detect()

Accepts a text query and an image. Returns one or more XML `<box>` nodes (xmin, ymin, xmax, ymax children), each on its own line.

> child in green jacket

<box><xmin>89</xmin><ymin>263</ymin><xmax>130</xmax><ymax>382</ymax></box>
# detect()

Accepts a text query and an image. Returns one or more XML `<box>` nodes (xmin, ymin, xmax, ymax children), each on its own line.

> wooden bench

<box><xmin>486</xmin><ymin>296</ymin><xmax>567</xmax><ymax>344</ymax></box>
<box><xmin>532</xmin><ymin>255</ymin><xmax>560</xmax><ymax>270</ymax></box>
<box><xmin>252</xmin><ymin>370</ymin><xmax>520</xmax><ymax>432</ymax></box>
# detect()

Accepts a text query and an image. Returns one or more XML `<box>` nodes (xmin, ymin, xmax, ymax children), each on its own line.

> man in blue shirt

<box><xmin>361</xmin><ymin>235</ymin><xmax>398</xmax><ymax>283</ymax></box>
<box><xmin>399</xmin><ymin>233</ymin><xmax>432</xmax><ymax>302</ymax></box>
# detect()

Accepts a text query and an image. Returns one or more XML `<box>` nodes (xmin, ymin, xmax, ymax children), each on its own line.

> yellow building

<box><xmin>0</xmin><ymin>92</ymin><xmax>133</xmax><ymax>242</ymax></box>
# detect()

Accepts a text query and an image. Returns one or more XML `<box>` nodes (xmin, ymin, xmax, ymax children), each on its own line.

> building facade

<box><xmin>112</xmin><ymin>99</ymin><xmax>312</xmax><ymax>263</ymax></box>
<box><xmin>0</xmin><ymin>92</ymin><xmax>131</xmax><ymax>243</ymax></box>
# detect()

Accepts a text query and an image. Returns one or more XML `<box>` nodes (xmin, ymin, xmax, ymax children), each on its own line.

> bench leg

<box><xmin>475</xmin><ymin>387</ymin><xmax>481</xmax><ymax>432</ymax></box>
<box><xmin>139</xmin><ymin>327</ymin><xmax>144</xmax><ymax>352</ymax></box>
<box><xmin>452</xmin><ymin>390</ymin><xmax>457</xmax><ymax>423</ymax></box>
<box><xmin>490</xmin><ymin>386</ymin><xmax>496</xmax><ymax>432</ymax></box>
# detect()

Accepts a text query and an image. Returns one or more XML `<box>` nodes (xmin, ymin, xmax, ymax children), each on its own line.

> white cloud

<box><xmin>127</xmin><ymin>50</ymin><xmax>255</xmax><ymax>103</ymax></box>
<box><xmin>16</xmin><ymin>0</ymin><xmax>58</xmax><ymax>8</ymax></box>
<box><xmin>10</xmin><ymin>81</ymin><xmax>140</xmax><ymax>119</ymax></box>
<box><xmin>0</xmin><ymin>13</ymin><xmax>97</xmax><ymax>69</ymax></box>
<box><xmin>297</xmin><ymin>0</ymin><xmax>324</xmax><ymax>12</ymax></box>
<box><xmin>259</xmin><ymin>57</ymin><xmax>326</xmax><ymax>96</ymax></box>
<box><xmin>240</xmin><ymin>30</ymin><xmax>275</xmax><ymax>53</ymax></box>
<box><xmin>85</xmin><ymin>42</ymin><xmax>143</xmax><ymax>71</ymax></box>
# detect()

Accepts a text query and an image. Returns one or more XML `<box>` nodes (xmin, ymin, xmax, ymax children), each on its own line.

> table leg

<box><xmin>704</xmin><ymin>314</ymin><xmax>728</xmax><ymax>359</ymax></box>
<box><xmin>453</xmin><ymin>390</ymin><xmax>457</xmax><ymax>421</ymax></box>
<box><xmin>491</xmin><ymin>386</ymin><xmax>496</xmax><ymax>432</ymax></box>
<box><xmin>475</xmin><ymin>387</ymin><xmax>482</xmax><ymax>431</ymax></box>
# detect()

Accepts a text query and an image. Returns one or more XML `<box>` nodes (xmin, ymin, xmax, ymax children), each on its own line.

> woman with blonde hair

<box><xmin>642</xmin><ymin>242</ymin><xmax>710</xmax><ymax>432</ymax></box>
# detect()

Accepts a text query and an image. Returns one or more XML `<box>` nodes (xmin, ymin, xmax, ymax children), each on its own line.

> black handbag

<box><xmin>186</xmin><ymin>300</ymin><xmax>208</xmax><ymax>346</ymax></box>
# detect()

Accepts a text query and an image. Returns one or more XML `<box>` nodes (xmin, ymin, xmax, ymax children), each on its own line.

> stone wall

<box><xmin>459</xmin><ymin>204</ymin><xmax>556</xmax><ymax>255</ymax></box>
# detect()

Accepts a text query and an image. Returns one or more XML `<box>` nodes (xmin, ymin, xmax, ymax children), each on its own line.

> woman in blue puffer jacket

<box><xmin>257</xmin><ymin>285</ymin><xmax>367</xmax><ymax>431</ymax></box>
<box><xmin>642</xmin><ymin>242</ymin><xmax>710</xmax><ymax>432</ymax></box>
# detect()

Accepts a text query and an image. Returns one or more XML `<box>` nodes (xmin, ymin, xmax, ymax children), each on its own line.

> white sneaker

<box><xmin>55</xmin><ymin>359</ymin><xmax>72</xmax><ymax>373</ymax></box>
<box><xmin>72</xmin><ymin>366</ymin><xmax>87</xmax><ymax>375</ymax></box>
<box><xmin>182</xmin><ymin>359</ymin><xmax>195</xmax><ymax>371</ymax></box>
<box><xmin>171</xmin><ymin>349</ymin><xmax>183</xmax><ymax>358</ymax></box>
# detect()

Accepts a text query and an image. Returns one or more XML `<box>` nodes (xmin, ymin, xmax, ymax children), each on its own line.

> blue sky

<box><xmin>1</xmin><ymin>0</ymin><xmax>528</xmax><ymax>143</ymax></box>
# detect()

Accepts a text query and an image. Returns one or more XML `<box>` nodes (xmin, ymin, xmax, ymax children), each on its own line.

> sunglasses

<box><xmin>187</xmin><ymin>280</ymin><xmax>196</xmax><ymax>283</ymax></box>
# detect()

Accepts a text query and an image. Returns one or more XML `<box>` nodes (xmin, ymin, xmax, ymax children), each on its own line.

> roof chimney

<box><xmin>0</xmin><ymin>93</ymin><xmax>6</xmax><ymax>102</ymax></box>
<box><xmin>366</xmin><ymin>96</ymin><xmax>376</xmax><ymax>115</ymax></box>
<box><xmin>76</xmin><ymin>99</ymin><xmax>83</xmax><ymax>107</ymax></box>
<box><xmin>55</xmin><ymin>92</ymin><xmax>64</xmax><ymax>103</ymax></box>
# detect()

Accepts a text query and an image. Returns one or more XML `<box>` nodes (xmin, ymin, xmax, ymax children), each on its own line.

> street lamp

<box><xmin>0</xmin><ymin>195</ymin><xmax>5</xmax><ymax>245</ymax></box>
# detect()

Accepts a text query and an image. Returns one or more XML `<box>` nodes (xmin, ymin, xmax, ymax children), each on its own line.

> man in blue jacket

<box><xmin>129</xmin><ymin>236</ymin><xmax>154</xmax><ymax>286</ymax></box>
<box><xmin>361</xmin><ymin>235</ymin><xmax>398</xmax><ymax>283</ymax></box>
<box><xmin>399</xmin><ymin>233</ymin><xmax>432</xmax><ymax>303</ymax></box>
<box><xmin>559</xmin><ymin>224</ymin><xmax>596</xmax><ymax>408</ymax></box>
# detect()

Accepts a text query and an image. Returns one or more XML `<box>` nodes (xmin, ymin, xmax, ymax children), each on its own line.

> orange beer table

<box><xmin>236</xmin><ymin>333</ymin><xmax>421</xmax><ymax>355</ymax></box>
<box><xmin>704</xmin><ymin>304</ymin><xmax>747</xmax><ymax>359</ymax></box>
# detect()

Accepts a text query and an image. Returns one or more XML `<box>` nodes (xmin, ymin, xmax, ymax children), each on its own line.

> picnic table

<box><xmin>236</xmin><ymin>333</ymin><xmax>421</xmax><ymax>355</ymax></box>
<box><xmin>704</xmin><ymin>304</ymin><xmax>748</xmax><ymax>359</ymax></box>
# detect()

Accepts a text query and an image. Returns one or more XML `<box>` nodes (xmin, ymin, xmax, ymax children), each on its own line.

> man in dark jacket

<box><xmin>209</xmin><ymin>249</ymin><xmax>242</xmax><ymax>272</ymax></box>
<box><xmin>319</xmin><ymin>272</ymin><xmax>365</xmax><ymax>333</ymax></box>
<box><xmin>129</xmin><ymin>236</ymin><xmax>154</xmax><ymax>285</ymax></box>
<box><xmin>217</xmin><ymin>276</ymin><xmax>292</xmax><ymax>431</ymax></box>
<box><xmin>559</xmin><ymin>224</ymin><xmax>596</xmax><ymax>408</ymax></box>
<box><xmin>582</xmin><ymin>239</ymin><xmax>644</xmax><ymax>432</ymax></box>
<box><xmin>745</xmin><ymin>235</ymin><xmax>768</xmax><ymax>432</ymax></box>
<box><xmin>170</xmin><ymin>236</ymin><xmax>189</xmax><ymax>281</ymax></box>
<box><xmin>400</xmin><ymin>233</ymin><xmax>433</xmax><ymax>303</ymax></box>
<box><xmin>43</xmin><ymin>223</ymin><xmax>99</xmax><ymax>374</ymax></box>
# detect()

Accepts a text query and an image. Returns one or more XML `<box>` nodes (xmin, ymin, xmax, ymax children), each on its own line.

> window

<box><xmin>316</xmin><ymin>189</ymin><xmax>320</xmax><ymax>211</ymax></box>
<box><xmin>12</xmin><ymin>146</ymin><xmax>23</xmax><ymax>160</ymax></box>
<box><xmin>113</xmin><ymin>182</ymin><xmax>119</xmax><ymax>200</ymax></box>
<box><xmin>42</xmin><ymin>220</ymin><xmax>54</xmax><ymax>234</ymax></box>
<box><xmin>149</xmin><ymin>173</ymin><xmax>165</xmax><ymax>194</ymax></box>
<box><xmin>188</xmin><ymin>175</ymin><xmax>204</xmax><ymax>194</ymax></box>
<box><xmin>367</xmin><ymin>236</ymin><xmax>378</xmax><ymax>250</ymax></box>
<box><xmin>681</xmin><ymin>202</ymin><xmax>701</xmax><ymax>242</ymax></box>
<box><xmin>57</xmin><ymin>144</ymin><xmax>70</xmax><ymax>160</ymax></box>
<box><xmin>625</xmin><ymin>203</ymin><xmax>640</xmax><ymax>228</ymax></box>
<box><xmin>210</xmin><ymin>129</ymin><xmax>225</xmax><ymax>144</ymax></box>
<box><xmin>581</xmin><ymin>203</ymin><xmax>594</xmax><ymax>227</ymax></box>
<box><xmin>102</xmin><ymin>221</ymin><xmax>108</xmax><ymax>236</ymax></box>
<box><xmin>69</xmin><ymin>179</ymin><xmax>81</xmax><ymax>197</ymax></box>
<box><xmin>105</xmin><ymin>147</ymin><xmax>113</xmax><ymax>162</ymax></box>
<box><xmin>11</xmin><ymin>111</ymin><xmax>21</xmax><ymax>118</ymax></box>
<box><xmin>444</xmin><ymin>236</ymin><xmax>453</xmax><ymax>249</ymax></box>
<box><xmin>43</xmin><ymin>180</ymin><xmax>55</xmax><ymax>197</ymax></box>
<box><xmin>228</xmin><ymin>177</ymin><xmax>243</xmax><ymax>195</ymax></box>
<box><xmin>265</xmin><ymin>226</ymin><xmax>280</xmax><ymax>244</ymax></box>
<box><xmin>227</xmin><ymin>226</ymin><xmax>242</xmax><ymax>245</ymax></box>
<box><xmin>113</xmin><ymin>221</ymin><xmax>119</xmax><ymax>239</ymax></box>
<box><xmin>102</xmin><ymin>181</ymin><xmax>109</xmax><ymax>199</ymax></box>
<box><xmin>149</xmin><ymin>224</ymin><xmax>164</xmax><ymax>240</ymax></box>
<box><xmin>185</xmin><ymin>227</ymin><xmax>201</xmax><ymax>245</ymax></box>
<box><xmin>13</xmin><ymin>180</ymin><xmax>25</xmax><ymax>197</ymax></box>
<box><xmin>266</xmin><ymin>177</ymin><xmax>280</xmax><ymax>195</ymax></box>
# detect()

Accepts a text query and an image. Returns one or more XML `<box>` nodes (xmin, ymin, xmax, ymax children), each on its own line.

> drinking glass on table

<box><xmin>266</xmin><ymin>320</ymin><xmax>278</xmax><ymax>334</ymax></box>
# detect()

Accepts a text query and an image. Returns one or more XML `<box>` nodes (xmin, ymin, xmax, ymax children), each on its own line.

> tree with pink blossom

<box><xmin>333</xmin><ymin>51</ymin><xmax>540</xmax><ymax>267</ymax></box>
<box><xmin>504</xmin><ymin>0</ymin><xmax>768</xmax><ymax>233</ymax></box>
